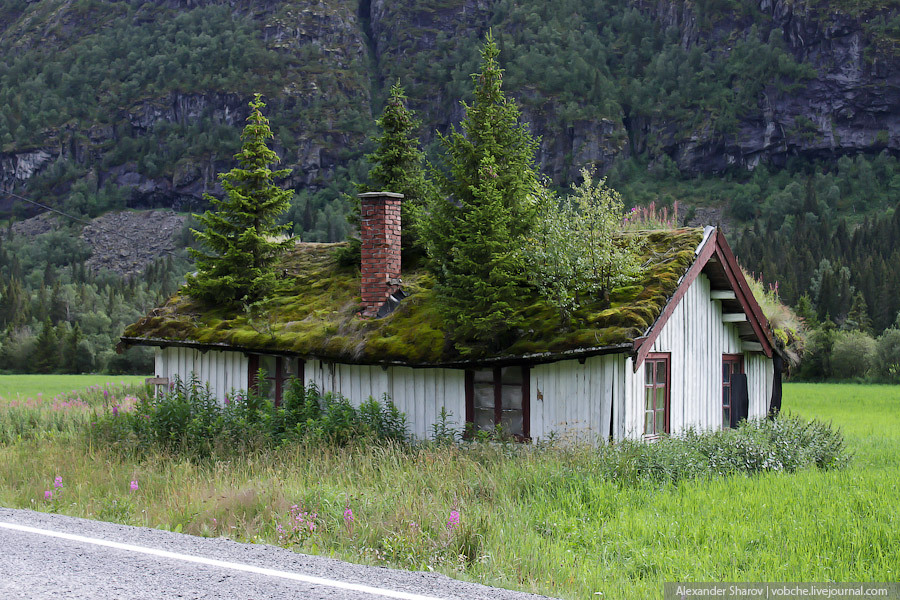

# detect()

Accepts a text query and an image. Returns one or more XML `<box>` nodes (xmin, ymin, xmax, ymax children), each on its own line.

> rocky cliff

<box><xmin>0</xmin><ymin>0</ymin><xmax>897</xmax><ymax>219</ymax></box>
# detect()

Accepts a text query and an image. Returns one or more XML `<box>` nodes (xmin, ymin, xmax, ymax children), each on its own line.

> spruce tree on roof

<box><xmin>366</xmin><ymin>82</ymin><xmax>433</xmax><ymax>257</ymax></box>
<box><xmin>185</xmin><ymin>94</ymin><xmax>292</xmax><ymax>309</ymax></box>
<box><xmin>419</xmin><ymin>32</ymin><xmax>540</xmax><ymax>348</ymax></box>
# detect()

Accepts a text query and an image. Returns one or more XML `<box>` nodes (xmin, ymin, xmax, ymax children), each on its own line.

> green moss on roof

<box><xmin>122</xmin><ymin>230</ymin><xmax>704</xmax><ymax>365</ymax></box>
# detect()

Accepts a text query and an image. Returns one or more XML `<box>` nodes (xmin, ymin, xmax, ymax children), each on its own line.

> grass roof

<box><xmin>122</xmin><ymin>228</ymin><xmax>704</xmax><ymax>366</ymax></box>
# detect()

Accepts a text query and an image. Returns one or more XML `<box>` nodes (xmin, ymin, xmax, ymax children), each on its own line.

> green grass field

<box><xmin>0</xmin><ymin>380</ymin><xmax>897</xmax><ymax>599</ymax></box>
<box><xmin>0</xmin><ymin>374</ymin><xmax>147</xmax><ymax>403</ymax></box>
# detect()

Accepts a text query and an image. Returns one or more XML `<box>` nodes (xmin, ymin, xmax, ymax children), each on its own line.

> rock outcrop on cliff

<box><xmin>0</xmin><ymin>0</ymin><xmax>896</xmax><ymax>217</ymax></box>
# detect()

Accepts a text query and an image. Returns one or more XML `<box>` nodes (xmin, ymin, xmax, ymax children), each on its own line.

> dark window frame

<box><xmin>249</xmin><ymin>355</ymin><xmax>305</xmax><ymax>407</ymax></box>
<box><xmin>643</xmin><ymin>353</ymin><xmax>671</xmax><ymax>437</ymax></box>
<box><xmin>465</xmin><ymin>365</ymin><xmax>530</xmax><ymax>441</ymax></box>
<box><xmin>722</xmin><ymin>354</ymin><xmax>744</xmax><ymax>429</ymax></box>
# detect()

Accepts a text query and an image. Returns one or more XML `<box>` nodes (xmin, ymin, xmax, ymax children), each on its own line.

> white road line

<box><xmin>0</xmin><ymin>521</ymin><xmax>446</xmax><ymax>600</ymax></box>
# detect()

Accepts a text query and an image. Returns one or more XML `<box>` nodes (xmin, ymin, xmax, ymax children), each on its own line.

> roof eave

<box><xmin>120</xmin><ymin>336</ymin><xmax>634</xmax><ymax>369</ymax></box>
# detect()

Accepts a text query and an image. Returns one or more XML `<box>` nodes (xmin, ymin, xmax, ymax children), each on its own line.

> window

<box><xmin>644</xmin><ymin>353</ymin><xmax>670</xmax><ymax>436</ymax></box>
<box><xmin>722</xmin><ymin>354</ymin><xmax>743</xmax><ymax>428</ymax></box>
<box><xmin>465</xmin><ymin>366</ymin><xmax>530</xmax><ymax>439</ymax></box>
<box><xmin>249</xmin><ymin>355</ymin><xmax>304</xmax><ymax>407</ymax></box>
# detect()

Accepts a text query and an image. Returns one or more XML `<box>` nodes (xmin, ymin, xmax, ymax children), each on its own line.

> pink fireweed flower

<box><xmin>44</xmin><ymin>490</ymin><xmax>52</xmax><ymax>501</ymax></box>
<box><xmin>112</xmin><ymin>404</ymin><xmax>119</xmax><ymax>417</ymax></box>
<box><xmin>343</xmin><ymin>507</ymin><xmax>354</xmax><ymax>523</ymax></box>
<box><xmin>130</xmin><ymin>480</ymin><xmax>139</xmax><ymax>492</ymax></box>
<box><xmin>53</xmin><ymin>476</ymin><xmax>63</xmax><ymax>489</ymax></box>
<box><xmin>447</xmin><ymin>509</ymin><xmax>460</xmax><ymax>530</ymax></box>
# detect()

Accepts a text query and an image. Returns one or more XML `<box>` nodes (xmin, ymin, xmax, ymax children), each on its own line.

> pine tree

<box><xmin>365</xmin><ymin>82</ymin><xmax>433</xmax><ymax>255</ymax></box>
<box><xmin>845</xmin><ymin>290</ymin><xmax>873</xmax><ymax>334</ymax></box>
<box><xmin>33</xmin><ymin>318</ymin><xmax>59</xmax><ymax>373</ymax></box>
<box><xmin>185</xmin><ymin>94</ymin><xmax>292</xmax><ymax>309</ymax></box>
<box><xmin>419</xmin><ymin>32</ymin><xmax>540</xmax><ymax>347</ymax></box>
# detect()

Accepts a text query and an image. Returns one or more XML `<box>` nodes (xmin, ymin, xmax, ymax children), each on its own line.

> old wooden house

<box><xmin>121</xmin><ymin>192</ymin><xmax>782</xmax><ymax>441</ymax></box>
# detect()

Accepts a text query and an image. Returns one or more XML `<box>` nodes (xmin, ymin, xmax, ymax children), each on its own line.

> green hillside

<box><xmin>1</xmin><ymin>0</ymin><xmax>898</xmax><ymax>374</ymax></box>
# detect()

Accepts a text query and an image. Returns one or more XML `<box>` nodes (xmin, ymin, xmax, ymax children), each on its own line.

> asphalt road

<box><xmin>0</xmin><ymin>507</ymin><xmax>559</xmax><ymax>600</ymax></box>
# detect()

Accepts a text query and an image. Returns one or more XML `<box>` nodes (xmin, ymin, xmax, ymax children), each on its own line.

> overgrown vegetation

<box><xmin>91</xmin><ymin>375</ymin><xmax>409</xmax><ymax>456</ymax></box>
<box><xmin>0</xmin><ymin>224</ymin><xmax>189</xmax><ymax>374</ymax></box>
<box><xmin>122</xmin><ymin>228</ymin><xmax>701</xmax><ymax>365</ymax></box>
<box><xmin>2</xmin><ymin>380</ymin><xmax>887</xmax><ymax>600</ymax></box>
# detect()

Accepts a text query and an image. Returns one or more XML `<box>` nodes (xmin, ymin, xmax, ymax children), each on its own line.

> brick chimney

<box><xmin>359</xmin><ymin>191</ymin><xmax>403</xmax><ymax>317</ymax></box>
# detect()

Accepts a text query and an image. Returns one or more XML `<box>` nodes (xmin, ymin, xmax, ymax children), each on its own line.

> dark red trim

<box><xmin>522</xmin><ymin>365</ymin><xmax>531</xmax><ymax>441</ymax></box>
<box><xmin>465</xmin><ymin>370</ymin><xmax>474</xmax><ymax>427</ymax></box>
<box><xmin>722</xmin><ymin>354</ymin><xmax>744</xmax><ymax>429</ymax></box>
<box><xmin>713</xmin><ymin>234</ymin><xmax>774</xmax><ymax>358</ymax></box>
<box><xmin>299</xmin><ymin>359</ymin><xmax>306</xmax><ymax>388</ymax></box>
<box><xmin>635</xmin><ymin>230</ymin><xmax>718</xmax><ymax>369</ymax></box>
<box><xmin>493</xmin><ymin>367</ymin><xmax>502</xmax><ymax>426</ymax></box>
<box><xmin>464</xmin><ymin>366</ymin><xmax>530</xmax><ymax>441</ymax></box>
<box><xmin>248</xmin><ymin>354</ymin><xmax>260</xmax><ymax>393</ymax></box>
<box><xmin>274</xmin><ymin>356</ymin><xmax>284</xmax><ymax>407</ymax></box>
<box><xmin>634</xmin><ymin>228</ymin><xmax>774</xmax><ymax>371</ymax></box>
<box><xmin>644</xmin><ymin>352</ymin><xmax>671</xmax><ymax>435</ymax></box>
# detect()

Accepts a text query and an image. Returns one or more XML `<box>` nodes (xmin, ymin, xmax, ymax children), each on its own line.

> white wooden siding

<box><xmin>305</xmin><ymin>359</ymin><xmax>466</xmax><ymax>440</ymax></box>
<box><xmin>153</xmin><ymin>270</ymin><xmax>774</xmax><ymax>443</ymax></box>
<box><xmin>153</xmin><ymin>347</ymin><xmax>248</xmax><ymax>402</ymax></box>
<box><xmin>623</xmin><ymin>272</ymin><xmax>772</xmax><ymax>437</ymax></box>
<box><xmin>529</xmin><ymin>354</ymin><xmax>624</xmax><ymax>442</ymax></box>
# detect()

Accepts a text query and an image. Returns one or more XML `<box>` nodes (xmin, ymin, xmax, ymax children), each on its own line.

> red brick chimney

<box><xmin>359</xmin><ymin>191</ymin><xmax>403</xmax><ymax>317</ymax></box>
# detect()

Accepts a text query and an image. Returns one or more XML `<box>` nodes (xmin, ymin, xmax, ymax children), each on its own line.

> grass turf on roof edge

<box><xmin>122</xmin><ymin>229</ymin><xmax>704</xmax><ymax>365</ymax></box>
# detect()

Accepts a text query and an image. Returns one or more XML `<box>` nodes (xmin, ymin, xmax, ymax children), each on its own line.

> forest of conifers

<box><xmin>0</xmin><ymin>0</ymin><xmax>898</xmax><ymax>375</ymax></box>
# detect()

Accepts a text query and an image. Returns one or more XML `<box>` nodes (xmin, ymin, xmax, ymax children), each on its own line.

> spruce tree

<box><xmin>419</xmin><ymin>32</ymin><xmax>540</xmax><ymax>347</ymax></box>
<box><xmin>185</xmin><ymin>94</ymin><xmax>292</xmax><ymax>309</ymax></box>
<box><xmin>366</xmin><ymin>82</ymin><xmax>433</xmax><ymax>255</ymax></box>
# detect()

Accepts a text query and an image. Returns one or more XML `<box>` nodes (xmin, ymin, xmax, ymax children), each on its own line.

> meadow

<box><xmin>0</xmin><ymin>374</ymin><xmax>147</xmax><ymax>443</ymax></box>
<box><xmin>0</xmin><ymin>380</ymin><xmax>897</xmax><ymax>599</ymax></box>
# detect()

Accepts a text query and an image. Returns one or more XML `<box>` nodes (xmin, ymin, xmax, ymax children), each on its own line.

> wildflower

<box><xmin>447</xmin><ymin>509</ymin><xmax>460</xmax><ymax>530</ymax></box>
<box><xmin>53</xmin><ymin>476</ymin><xmax>63</xmax><ymax>489</ymax></box>
<box><xmin>130</xmin><ymin>480</ymin><xmax>139</xmax><ymax>492</ymax></box>
<box><xmin>112</xmin><ymin>405</ymin><xmax>119</xmax><ymax>417</ymax></box>
<box><xmin>44</xmin><ymin>490</ymin><xmax>52</xmax><ymax>501</ymax></box>
<box><xmin>343</xmin><ymin>507</ymin><xmax>354</xmax><ymax>523</ymax></box>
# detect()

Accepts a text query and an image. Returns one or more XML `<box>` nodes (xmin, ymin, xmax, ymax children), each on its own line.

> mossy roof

<box><xmin>122</xmin><ymin>228</ymin><xmax>705</xmax><ymax>366</ymax></box>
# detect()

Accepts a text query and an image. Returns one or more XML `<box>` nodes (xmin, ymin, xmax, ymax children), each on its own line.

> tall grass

<box><xmin>0</xmin><ymin>379</ymin><xmax>145</xmax><ymax>443</ymax></box>
<box><xmin>0</xmin><ymin>382</ymin><xmax>898</xmax><ymax>599</ymax></box>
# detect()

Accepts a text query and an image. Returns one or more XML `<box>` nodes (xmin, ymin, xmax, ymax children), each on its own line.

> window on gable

<box><xmin>249</xmin><ymin>355</ymin><xmax>304</xmax><ymax>407</ymax></box>
<box><xmin>644</xmin><ymin>353</ymin><xmax>670</xmax><ymax>436</ymax></box>
<box><xmin>466</xmin><ymin>366</ymin><xmax>530</xmax><ymax>440</ymax></box>
<box><xmin>722</xmin><ymin>354</ymin><xmax>743</xmax><ymax>429</ymax></box>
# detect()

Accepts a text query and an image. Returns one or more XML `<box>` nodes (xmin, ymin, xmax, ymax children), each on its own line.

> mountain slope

<box><xmin>0</xmin><ymin>0</ymin><xmax>897</xmax><ymax>226</ymax></box>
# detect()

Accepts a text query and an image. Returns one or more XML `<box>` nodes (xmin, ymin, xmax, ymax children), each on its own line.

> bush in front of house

<box><xmin>93</xmin><ymin>375</ymin><xmax>409</xmax><ymax>454</ymax></box>
<box><xmin>570</xmin><ymin>415</ymin><xmax>850</xmax><ymax>487</ymax></box>
<box><xmin>633</xmin><ymin>416</ymin><xmax>848</xmax><ymax>484</ymax></box>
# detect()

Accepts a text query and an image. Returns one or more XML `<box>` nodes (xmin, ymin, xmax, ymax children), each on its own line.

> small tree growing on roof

<box><xmin>418</xmin><ymin>32</ymin><xmax>540</xmax><ymax>347</ymax></box>
<box><xmin>365</xmin><ymin>82</ymin><xmax>434</xmax><ymax>256</ymax></box>
<box><xmin>185</xmin><ymin>94</ymin><xmax>292</xmax><ymax>309</ymax></box>
<box><xmin>525</xmin><ymin>168</ymin><xmax>643</xmax><ymax>315</ymax></box>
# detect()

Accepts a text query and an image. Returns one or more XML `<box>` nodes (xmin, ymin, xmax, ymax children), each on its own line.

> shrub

<box><xmin>582</xmin><ymin>415</ymin><xmax>849</xmax><ymax>486</ymax></box>
<box><xmin>875</xmin><ymin>328</ymin><xmax>900</xmax><ymax>382</ymax></box>
<box><xmin>94</xmin><ymin>377</ymin><xmax>409</xmax><ymax>454</ymax></box>
<box><xmin>830</xmin><ymin>330</ymin><xmax>877</xmax><ymax>379</ymax></box>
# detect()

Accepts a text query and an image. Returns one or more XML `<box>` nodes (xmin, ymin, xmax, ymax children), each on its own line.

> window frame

<box><xmin>248</xmin><ymin>354</ymin><xmax>305</xmax><ymax>407</ymax></box>
<box><xmin>465</xmin><ymin>365</ymin><xmax>530</xmax><ymax>441</ymax></box>
<box><xmin>643</xmin><ymin>353</ymin><xmax>671</xmax><ymax>437</ymax></box>
<box><xmin>722</xmin><ymin>354</ymin><xmax>744</xmax><ymax>429</ymax></box>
